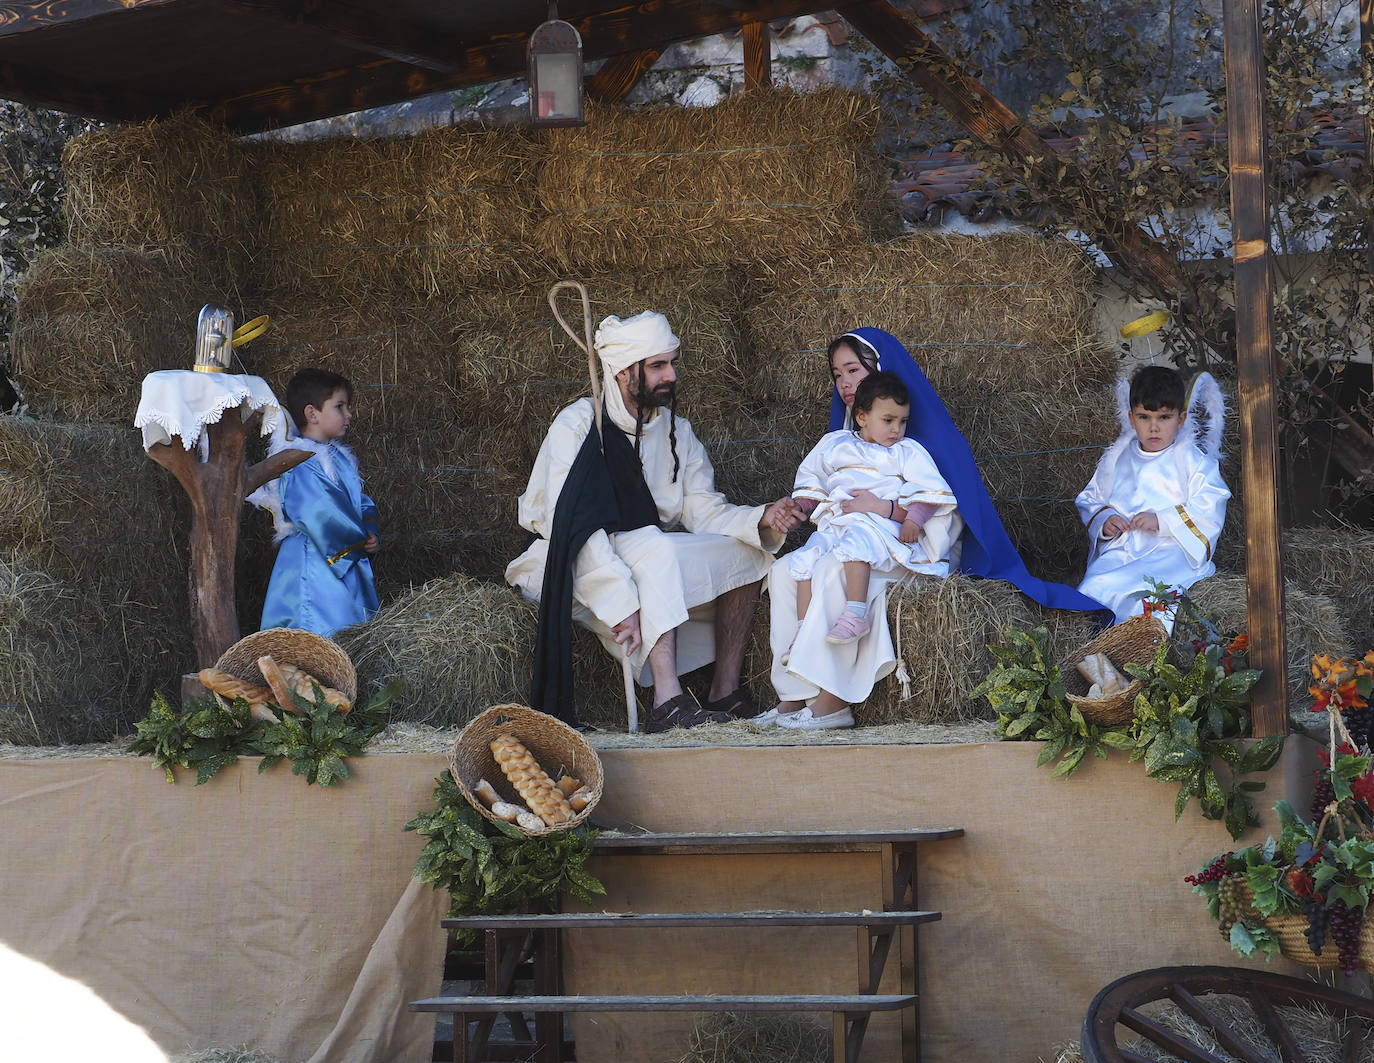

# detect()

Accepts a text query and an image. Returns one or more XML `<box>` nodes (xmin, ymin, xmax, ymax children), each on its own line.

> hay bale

<box><xmin>1283</xmin><ymin>524</ymin><xmax>1374</xmax><ymax>651</ymax></box>
<box><xmin>744</xmin><ymin>233</ymin><xmax>1116</xmax><ymax>405</ymax></box>
<box><xmin>11</xmin><ymin>247</ymin><xmax>237</xmax><ymax>421</ymax></box>
<box><xmin>676</xmin><ymin>1012</ymin><xmax>829</xmax><ymax>1063</ymax></box>
<box><xmin>250</xmin><ymin>124</ymin><xmax>540</xmax><ymax>300</ymax></box>
<box><xmin>61</xmin><ymin>113</ymin><xmax>256</xmax><ymax>292</ymax></box>
<box><xmin>0</xmin><ymin>416</ymin><xmax>188</xmax><ymax>613</ymax></box>
<box><xmin>0</xmin><ymin>555</ymin><xmax>188</xmax><ymax>744</ymax></box>
<box><xmin>1189</xmin><ymin>572</ymin><xmax>1352</xmax><ymax>715</ymax></box>
<box><xmin>534</xmin><ymin>89</ymin><xmax>894</xmax><ymax>273</ymax></box>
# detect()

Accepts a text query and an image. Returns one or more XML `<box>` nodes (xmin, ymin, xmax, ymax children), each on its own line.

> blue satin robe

<box><xmin>260</xmin><ymin>445</ymin><xmax>379</xmax><ymax>636</ymax></box>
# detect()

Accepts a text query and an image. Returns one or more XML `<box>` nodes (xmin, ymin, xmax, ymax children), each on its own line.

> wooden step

<box><xmin>440</xmin><ymin>910</ymin><xmax>941</xmax><ymax>930</ymax></box>
<box><xmin>411</xmin><ymin>993</ymin><xmax>918</xmax><ymax>1014</ymax></box>
<box><xmin>593</xmin><ymin>828</ymin><xmax>963</xmax><ymax>854</ymax></box>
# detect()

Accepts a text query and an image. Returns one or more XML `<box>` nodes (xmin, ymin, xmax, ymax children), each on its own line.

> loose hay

<box><xmin>11</xmin><ymin>247</ymin><xmax>237</xmax><ymax>421</ymax></box>
<box><xmin>744</xmin><ymin>233</ymin><xmax>1117</xmax><ymax>405</ymax></box>
<box><xmin>249</xmin><ymin>124</ymin><xmax>540</xmax><ymax>300</ymax></box>
<box><xmin>535</xmin><ymin>89</ymin><xmax>894</xmax><ymax>274</ymax></box>
<box><xmin>1189</xmin><ymin>572</ymin><xmax>1353</xmax><ymax>715</ymax></box>
<box><xmin>675</xmin><ymin>1011</ymin><xmax>829</xmax><ymax>1063</ymax></box>
<box><xmin>61</xmin><ymin>112</ymin><xmax>257</xmax><ymax>293</ymax></box>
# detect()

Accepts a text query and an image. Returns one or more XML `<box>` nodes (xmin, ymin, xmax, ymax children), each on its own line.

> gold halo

<box><xmin>1120</xmin><ymin>311</ymin><xmax>1169</xmax><ymax>339</ymax></box>
<box><xmin>232</xmin><ymin>314</ymin><xmax>271</xmax><ymax>347</ymax></box>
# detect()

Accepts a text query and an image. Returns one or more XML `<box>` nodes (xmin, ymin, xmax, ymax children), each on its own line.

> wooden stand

<box><xmin>146</xmin><ymin>410</ymin><xmax>309</xmax><ymax>668</ymax></box>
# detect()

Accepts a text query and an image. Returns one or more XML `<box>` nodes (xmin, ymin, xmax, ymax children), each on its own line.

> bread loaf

<box><xmin>278</xmin><ymin>662</ymin><xmax>353</xmax><ymax>713</ymax></box>
<box><xmin>199</xmin><ymin>668</ymin><xmax>272</xmax><ymax>705</ymax></box>
<box><xmin>256</xmin><ymin>655</ymin><xmax>302</xmax><ymax>714</ymax></box>
<box><xmin>473</xmin><ymin>778</ymin><xmax>503</xmax><ymax>808</ymax></box>
<box><xmin>489</xmin><ymin>733</ymin><xmax>574</xmax><ymax>826</ymax></box>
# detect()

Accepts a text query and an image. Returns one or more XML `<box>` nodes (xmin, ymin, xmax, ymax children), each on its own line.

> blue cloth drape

<box><xmin>831</xmin><ymin>327</ymin><xmax>1109</xmax><ymax>618</ymax></box>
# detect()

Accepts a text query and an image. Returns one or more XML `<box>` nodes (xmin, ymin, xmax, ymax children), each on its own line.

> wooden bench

<box><xmin>414</xmin><ymin>828</ymin><xmax>963</xmax><ymax>1063</ymax></box>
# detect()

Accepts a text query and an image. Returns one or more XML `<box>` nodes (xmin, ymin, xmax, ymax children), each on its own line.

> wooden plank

<box><xmin>198</xmin><ymin>0</ymin><xmax>830</xmax><ymax>132</ymax></box>
<box><xmin>0</xmin><ymin>0</ymin><xmax>172</xmax><ymax>36</ymax></box>
<box><xmin>439</xmin><ymin>910</ymin><xmax>943</xmax><ymax>929</ymax></box>
<box><xmin>743</xmin><ymin>20</ymin><xmax>772</xmax><ymax>91</ymax></box>
<box><xmin>1222</xmin><ymin>0</ymin><xmax>1287</xmax><ymax>737</ymax></box>
<box><xmin>586</xmin><ymin>48</ymin><xmax>660</xmax><ymax>103</ymax></box>
<box><xmin>593</xmin><ymin>828</ymin><xmax>964</xmax><ymax>853</ymax></box>
<box><xmin>410</xmin><ymin>993</ymin><xmax>919</xmax><ymax>1013</ymax></box>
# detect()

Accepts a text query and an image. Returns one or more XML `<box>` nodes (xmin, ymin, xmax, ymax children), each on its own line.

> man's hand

<box><xmin>612</xmin><ymin>611</ymin><xmax>642</xmax><ymax>657</ymax></box>
<box><xmin>1102</xmin><ymin>513</ymin><xmax>1130</xmax><ymax>538</ymax></box>
<box><xmin>1129</xmin><ymin>511</ymin><xmax>1160</xmax><ymax>534</ymax></box>
<box><xmin>761</xmin><ymin>497</ymin><xmax>806</xmax><ymax>534</ymax></box>
<box><xmin>363</xmin><ymin>533</ymin><xmax>380</xmax><ymax>554</ymax></box>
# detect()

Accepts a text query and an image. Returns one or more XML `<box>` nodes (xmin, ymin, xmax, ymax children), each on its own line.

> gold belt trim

<box><xmin>326</xmin><ymin>540</ymin><xmax>369</xmax><ymax>566</ymax></box>
<box><xmin>1176</xmin><ymin>505</ymin><xmax>1211</xmax><ymax>561</ymax></box>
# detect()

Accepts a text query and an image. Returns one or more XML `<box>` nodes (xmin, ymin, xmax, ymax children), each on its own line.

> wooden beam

<box><xmin>743</xmin><ymin>21</ymin><xmax>772</xmax><ymax>92</ymax></box>
<box><xmin>1223</xmin><ymin>0</ymin><xmax>1287</xmax><ymax>737</ymax></box>
<box><xmin>0</xmin><ymin>0</ymin><xmax>172</xmax><ymax>37</ymax></box>
<box><xmin>587</xmin><ymin>48</ymin><xmax>660</xmax><ymax>104</ymax></box>
<box><xmin>197</xmin><ymin>0</ymin><xmax>828</xmax><ymax>132</ymax></box>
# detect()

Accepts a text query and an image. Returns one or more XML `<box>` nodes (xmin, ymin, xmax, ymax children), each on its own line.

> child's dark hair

<box><xmin>852</xmin><ymin>370</ymin><xmax>909</xmax><ymax>417</ymax></box>
<box><xmin>285</xmin><ymin>368</ymin><xmax>352</xmax><ymax>430</ymax></box>
<box><xmin>1129</xmin><ymin>365</ymin><xmax>1186</xmax><ymax>412</ymax></box>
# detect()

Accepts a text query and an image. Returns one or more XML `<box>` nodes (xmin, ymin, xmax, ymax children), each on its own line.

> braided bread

<box><xmin>199</xmin><ymin>668</ymin><xmax>272</xmax><ymax>706</ymax></box>
<box><xmin>489</xmin><ymin>733</ymin><xmax>574</xmax><ymax>826</ymax></box>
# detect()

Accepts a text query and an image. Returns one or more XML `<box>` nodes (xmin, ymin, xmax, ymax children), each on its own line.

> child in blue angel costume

<box><xmin>257</xmin><ymin>368</ymin><xmax>380</xmax><ymax>636</ymax></box>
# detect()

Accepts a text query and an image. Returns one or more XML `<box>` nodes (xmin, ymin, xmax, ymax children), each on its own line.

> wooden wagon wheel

<box><xmin>1083</xmin><ymin>965</ymin><xmax>1374</xmax><ymax>1063</ymax></box>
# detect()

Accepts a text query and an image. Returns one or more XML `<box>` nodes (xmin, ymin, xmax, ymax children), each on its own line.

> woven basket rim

<box><xmin>449</xmin><ymin>703</ymin><xmax>603</xmax><ymax>837</ymax></box>
<box><xmin>214</xmin><ymin>627</ymin><xmax>358</xmax><ymax>702</ymax></box>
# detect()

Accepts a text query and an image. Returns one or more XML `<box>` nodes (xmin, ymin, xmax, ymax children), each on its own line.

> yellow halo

<box><xmin>232</xmin><ymin>314</ymin><xmax>271</xmax><ymax>347</ymax></box>
<box><xmin>1120</xmin><ymin>311</ymin><xmax>1169</xmax><ymax>339</ymax></box>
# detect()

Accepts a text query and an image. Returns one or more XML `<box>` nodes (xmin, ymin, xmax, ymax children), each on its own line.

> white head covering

<box><xmin>594</xmin><ymin>311</ymin><xmax>680</xmax><ymax>431</ymax></box>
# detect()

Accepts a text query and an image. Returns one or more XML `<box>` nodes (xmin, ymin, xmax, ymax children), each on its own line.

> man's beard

<box><xmin>632</xmin><ymin>379</ymin><xmax>676</xmax><ymax>409</ymax></box>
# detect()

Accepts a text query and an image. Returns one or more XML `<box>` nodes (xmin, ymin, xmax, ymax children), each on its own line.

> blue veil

<box><xmin>833</xmin><ymin>327</ymin><xmax>1110</xmax><ymax>618</ymax></box>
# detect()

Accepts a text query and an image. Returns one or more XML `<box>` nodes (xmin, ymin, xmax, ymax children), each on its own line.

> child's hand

<box><xmin>899</xmin><ymin>518</ymin><xmax>922</xmax><ymax>545</ymax></box>
<box><xmin>364</xmin><ymin>533</ymin><xmax>380</xmax><ymax>554</ymax></box>
<box><xmin>1129</xmin><ymin>511</ymin><xmax>1160</xmax><ymax>534</ymax></box>
<box><xmin>1102</xmin><ymin>514</ymin><xmax>1130</xmax><ymax>538</ymax></box>
<box><xmin>762</xmin><ymin>497</ymin><xmax>806</xmax><ymax>534</ymax></box>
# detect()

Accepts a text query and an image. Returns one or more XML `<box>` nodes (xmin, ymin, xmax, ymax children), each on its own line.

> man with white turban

<box><xmin>506</xmin><ymin>311</ymin><xmax>804</xmax><ymax>732</ymax></box>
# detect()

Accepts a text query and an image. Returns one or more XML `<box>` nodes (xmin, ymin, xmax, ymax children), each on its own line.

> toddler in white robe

<box><xmin>1076</xmin><ymin>365</ymin><xmax>1230</xmax><ymax>632</ymax></box>
<box><xmin>787</xmin><ymin>371</ymin><xmax>962</xmax><ymax>648</ymax></box>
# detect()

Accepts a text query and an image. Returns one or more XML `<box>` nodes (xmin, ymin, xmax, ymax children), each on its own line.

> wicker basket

<box><xmin>214</xmin><ymin>627</ymin><xmax>358</xmax><ymax>702</ymax></box>
<box><xmin>1266</xmin><ymin>910</ymin><xmax>1374</xmax><ymax>974</ymax></box>
<box><xmin>1060</xmin><ymin>614</ymin><xmax>1167</xmax><ymax>727</ymax></box>
<box><xmin>449</xmin><ymin>703</ymin><xmax>603</xmax><ymax>836</ymax></box>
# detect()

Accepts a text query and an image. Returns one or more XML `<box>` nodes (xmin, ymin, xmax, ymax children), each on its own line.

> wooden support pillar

<box><xmin>587</xmin><ymin>47</ymin><xmax>659</xmax><ymax>103</ymax></box>
<box><xmin>1222</xmin><ymin>0</ymin><xmax>1288</xmax><ymax>737</ymax></box>
<box><xmin>743</xmin><ymin>21</ymin><xmax>772</xmax><ymax>91</ymax></box>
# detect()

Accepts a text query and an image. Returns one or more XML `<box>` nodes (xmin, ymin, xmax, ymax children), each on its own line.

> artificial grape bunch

<box><xmin>1215</xmin><ymin>874</ymin><xmax>1248</xmax><ymax>937</ymax></box>
<box><xmin>1327</xmin><ymin>899</ymin><xmax>1365</xmax><ymax>975</ymax></box>
<box><xmin>1310</xmin><ymin>772</ymin><xmax>1337</xmax><ymax>820</ymax></box>
<box><xmin>1344</xmin><ymin>704</ymin><xmax>1374</xmax><ymax>753</ymax></box>
<box><xmin>1302</xmin><ymin>897</ymin><xmax>1328</xmax><ymax>955</ymax></box>
<box><xmin>1185</xmin><ymin>853</ymin><xmax>1232</xmax><ymax>887</ymax></box>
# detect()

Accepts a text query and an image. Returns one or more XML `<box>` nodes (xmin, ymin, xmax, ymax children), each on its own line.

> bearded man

<box><xmin>506</xmin><ymin>311</ymin><xmax>804</xmax><ymax>732</ymax></box>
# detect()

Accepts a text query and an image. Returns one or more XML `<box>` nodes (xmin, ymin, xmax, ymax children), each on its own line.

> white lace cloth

<box><xmin>134</xmin><ymin>370</ymin><xmax>284</xmax><ymax>451</ymax></box>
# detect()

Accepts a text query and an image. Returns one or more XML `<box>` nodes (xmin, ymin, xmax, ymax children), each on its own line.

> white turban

<box><xmin>594</xmin><ymin>311</ymin><xmax>680</xmax><ymax>431</ymax></box>
<box><xmin>594</xmin><ymin>312</ymin><xmax>679</xmax><ymax>374</ymax></box>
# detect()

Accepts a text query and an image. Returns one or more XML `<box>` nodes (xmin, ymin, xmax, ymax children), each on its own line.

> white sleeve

<box><xmin>676</xmin><ymin>422</ymin><xmax>783</xmax><ymax>552</ymax></box>
<box><xmin>1157</xmin><ymin>455</ymin><xmax>1230</xmax><ymax>565</ymax></box>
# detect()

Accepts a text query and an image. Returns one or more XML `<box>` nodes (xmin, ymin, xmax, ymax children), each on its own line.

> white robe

<box><xmin>768</xmin><ymin>432</ymin><xmax>963</xmax><ymax>708</ymax></box>
<box><xmin>1075</xmin><ymin>438</ymin><xmax>1230</xmax><ymax>630</ymax></box>
<box><xmin>787</xmin><ymin>430</ymin><xmax>962</xmax><ymax>579</ymax></box>
<box><xmin>505</xmin><ymin>397</ymin><xmax>783</xmax><ymax>683</ymax></box>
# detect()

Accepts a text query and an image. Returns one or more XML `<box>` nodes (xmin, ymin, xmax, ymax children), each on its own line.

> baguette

<box><xmin>278</xmin><ymin>662</ymin><xmax>352</xmax><ymax>713</ymax></box>
<box><xmin>489</xmin><ymin>733</ymin><xmax>574</xmax><ymax>826</ymax></box>
<box><xmin>256</xmin><ymin>655</ymin><xmax>302</xmax><ymax>715</ymax></box>
<box><xmin>198</xmin><ymin>668</ymin><xmax>272</xmax><ymax>705</ymax></box>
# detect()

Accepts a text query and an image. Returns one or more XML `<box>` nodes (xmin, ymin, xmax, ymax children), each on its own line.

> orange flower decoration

<box><xmin>1312</xmin><ymin>653</ymin><xmax>1336</xmax><ymax>682</ymax></box>
<box><xmin>1228</xmin><ymin>633</ymin><xmax>1250</xmax><ymax>655</ymax></box>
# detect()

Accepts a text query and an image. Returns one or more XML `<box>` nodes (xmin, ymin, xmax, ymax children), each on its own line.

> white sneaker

<box><xmin>750</xmin><ymin>705</ymin><xmax>803</xmax><ymax>727</ymax></box>
<box><xmin>777</xmin><ymin>706</ymin><xmax>855</xmax><ymax>730</ymax></box>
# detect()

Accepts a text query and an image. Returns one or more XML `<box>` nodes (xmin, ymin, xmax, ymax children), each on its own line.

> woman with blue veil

<box><xmin>761</xmin><ymin>327</ymin><xmax>1108</xmax><ymax>729</ymax></box>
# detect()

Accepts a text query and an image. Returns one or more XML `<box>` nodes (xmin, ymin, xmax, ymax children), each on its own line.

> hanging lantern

<box><xmin>528</xmin><ymin>5</ymin><xmax>584</xmax><ymax>127</ymax></box>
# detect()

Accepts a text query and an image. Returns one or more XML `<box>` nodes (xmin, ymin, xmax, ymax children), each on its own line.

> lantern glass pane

<box><xmin>533</xmin><ymin>52</ymin><xmax>581</xmax><ymax>120</ymax></box>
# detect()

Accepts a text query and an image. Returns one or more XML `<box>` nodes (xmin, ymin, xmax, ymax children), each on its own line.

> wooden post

<box><xmin>147</xmin><ymin>415</ymin><xmax>309</xmax><ymax>668</ymax></box>
<box><xmin>743</xmin><ymin>21</ymin><xmax>772</xmax><ymax>92</ymax></box>
<box><xmin>587</xmin><ymin>48</ymin><xmax>660</xmax><ymax>102</ymax></box>
<box><xmin>1223</xmin><ymin>0</ymin><xmax>1288</xmax><ymax>736</ymax></box>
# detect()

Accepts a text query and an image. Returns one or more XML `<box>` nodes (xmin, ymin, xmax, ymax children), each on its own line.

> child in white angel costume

<box><xmin>785</xmin><ymin>370</ymin><xmax>962</xmax><ymax>657</ymax></box>
<box><xmin>1076</xmin><ymin>364</ymin><xmax>1230</xmax><ymax>631</ymax></box>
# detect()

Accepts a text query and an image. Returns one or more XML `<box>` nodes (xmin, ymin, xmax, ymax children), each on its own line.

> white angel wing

<box><xmin>1180</xmin><ymin>371</ymin><xmax>1227</xmax><ymax>461</ymax></box>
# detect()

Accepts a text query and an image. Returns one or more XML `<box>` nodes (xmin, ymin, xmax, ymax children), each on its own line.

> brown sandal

<box><xmin>644</xmin><ymin>693</ymin><xmax>729</xmax><ymax>733</ymax></box>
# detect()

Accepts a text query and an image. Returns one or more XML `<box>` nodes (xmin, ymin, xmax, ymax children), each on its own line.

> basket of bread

<box><xmin>1060</xmin><ymin>614</ymin><xmax>1168</xmax><ymax>727</ymax></box>
<box><xmin>449</xmin><ymin>704</ymin><xmax>603</xmax><ymax>836</ymax></box>
<box><xmin>198</xmin><ymin>627</ymin><xmax>357</xmax><ymax>722</ymax></box>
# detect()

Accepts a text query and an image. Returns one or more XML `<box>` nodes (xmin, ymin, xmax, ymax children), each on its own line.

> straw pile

<box><xmin>1189</xmin><ymin>572</ymin><xmax>1352</xmax><ymax>713</ymax></box>
<box><xmin>534</xmin><ymin>89</ymin><xmax>893</xmax><ymax>274</ymax></box>
<box><xmin>61</xmin><ymin>112</ymin><xmax>257</xmax><ymax>293</ymax></box>
<box><xmin>10</xmin><ymin>248</ymin><xmax>233</xmax><ymax>421</ymax></box>
<box><xmin>249</xmin><ymin>124</ymin><xmax>540</xmax><ymax>300</ymax></box>
<box><xmin>676</xmin><ymin>1013</ymin><xmax>829</xmax><ymax>1063</ymax></box>
<box><xmin>1283</xmin><ymin>524</ymin><xmax>1374</xmax><ymax>652</ymax></box>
